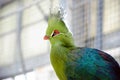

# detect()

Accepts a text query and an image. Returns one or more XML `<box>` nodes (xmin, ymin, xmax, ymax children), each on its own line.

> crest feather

<box><xmin>49</xmin><ymin>7</ymin><xmax>65</xmax><ymax>21</ymax></box>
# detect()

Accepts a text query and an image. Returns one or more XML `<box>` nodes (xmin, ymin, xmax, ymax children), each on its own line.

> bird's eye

<box><xmin>51</xmin><ymin>30</ymin><xmax>60</xmax><ymax>37</ymax></box>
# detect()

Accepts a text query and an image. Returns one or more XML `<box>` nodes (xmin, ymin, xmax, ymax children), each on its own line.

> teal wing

<box><xmin>65</xmin><ymin>47</ymin><xmax>120</xmax><ymax>80</ymax></box>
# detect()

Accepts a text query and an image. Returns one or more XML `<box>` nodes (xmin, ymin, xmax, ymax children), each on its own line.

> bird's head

<box><xmin>44</xmin><ymin>10</ymin><xmax>75</xmax><ymax>47</ymax></box>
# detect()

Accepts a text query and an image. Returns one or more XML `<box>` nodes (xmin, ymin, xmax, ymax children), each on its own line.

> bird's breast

<box><xmin>50</xmin><ymin>46</ymin><xmax>69</xmax><ymax>80</ymax></box>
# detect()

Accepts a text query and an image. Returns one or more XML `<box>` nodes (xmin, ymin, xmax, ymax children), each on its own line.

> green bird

<box><xmin>43</xmin><ymin>10</ymin><xmax>120</xmax><ymax>80</ymax></box>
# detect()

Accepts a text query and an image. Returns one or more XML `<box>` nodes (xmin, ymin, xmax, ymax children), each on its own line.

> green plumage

<box><xmin>44</xmin><ymin>10</ymin><xmax>120</xmax><ymax>80</ymax></box>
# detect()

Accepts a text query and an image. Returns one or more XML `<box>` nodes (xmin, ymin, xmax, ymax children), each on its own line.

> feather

<box><xmin>44</xmin><ymin>8</ymin><xmax>120</xmax><ymax>80</ymax></box>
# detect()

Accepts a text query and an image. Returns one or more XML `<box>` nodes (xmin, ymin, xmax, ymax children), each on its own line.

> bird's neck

<box><xmin>50</xmin><ymin>40</ymin><xmax>76</xmax><ymax>80</ymax></box>
<box><xmin>50</xmin><ymin>44</ymin><xmax>71</xmax><ymax>61</ymax></box>
<box><xmin>50</xmin><ymin>40</ymin><xmax>76</xmax><ymax>61</ymax></box>
<box><xmin>50</xmin><ymin>44</ymin><xmax>72</xmax><ymax>80</ymax></box>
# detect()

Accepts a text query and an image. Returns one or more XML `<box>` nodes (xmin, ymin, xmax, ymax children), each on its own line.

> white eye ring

<box><xmin>51</xmin><ymin>31</ymin><xmax>63</xmax><ymax>37</ymax></box>
<box><xmin>51</xmin><ymin>30</ymin><xmax>60</xmax><ymax>37</ymax></box>
<box><xmin>51</xmin><ymin>31</ymin><xmax>54</xmax><ymax>37</ymax></box>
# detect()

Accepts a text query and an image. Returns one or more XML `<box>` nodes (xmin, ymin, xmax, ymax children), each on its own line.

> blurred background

<box><xmin>0</xmin><ymin>0</ymin><xmax>120</xmax><ymax>80</ymax></box>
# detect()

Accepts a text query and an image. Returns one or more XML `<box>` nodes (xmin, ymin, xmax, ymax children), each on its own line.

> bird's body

<box><xmin>44</xmin><ymin>10</ymin><xmax>120</xmax><ymax>80</ymax></box>
<box><xmin>50</xmin><ymin>45</ymin><xmax>120</xmax><ymax>80</ymax></box>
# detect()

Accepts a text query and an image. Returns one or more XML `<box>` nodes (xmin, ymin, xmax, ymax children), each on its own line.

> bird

<box><xmin>43</xmin><ymin>9</ymin><xmax>120</xmax><ymax>80</ymax></box>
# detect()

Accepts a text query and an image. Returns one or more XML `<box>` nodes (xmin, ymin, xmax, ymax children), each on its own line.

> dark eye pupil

<box><xmin>52</xmin><ymin>33</ymin><xmax>55</xmax><ymax>37</ymax></box>
<box><xmin>52</xmin><ymin>30</ymin><xmax>60</xmax><ymax>37</ymax></box>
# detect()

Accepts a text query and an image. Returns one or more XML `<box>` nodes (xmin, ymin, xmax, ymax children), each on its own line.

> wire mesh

<box><xmin>71</xmin><ymin>0</ymin><xmax>120</xmax><ymax>63</ymax></box>
<box><xmin>0</xmin><ymin>0</ymin><xmax>120</xmax><ymax>80</ymax></box>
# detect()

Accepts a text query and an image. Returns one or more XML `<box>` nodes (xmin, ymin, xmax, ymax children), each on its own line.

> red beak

<box><xmin>44</xmin><ymin>35</ymin><xmax>49</xmax><ymax>40</ymax></box>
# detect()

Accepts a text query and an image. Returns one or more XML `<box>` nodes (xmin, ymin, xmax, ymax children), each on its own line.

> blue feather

<box><xmin>65</xmin><ymin>47</ymin><xmax>120</xmax><ymax>80</ymax></box>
